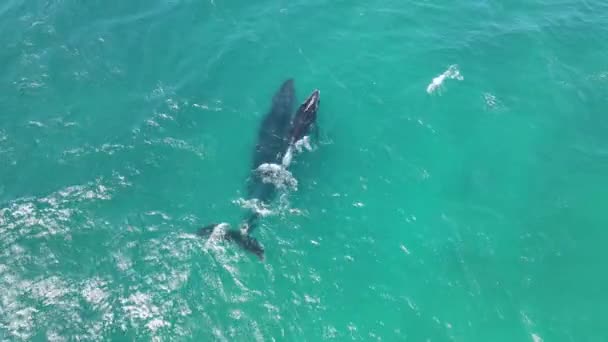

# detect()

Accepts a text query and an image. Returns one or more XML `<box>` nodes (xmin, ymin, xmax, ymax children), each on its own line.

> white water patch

<box><xmin>2</xmin><ymin>192</ymin><xmax>204</xmax><ymax>340</ymax></box>
<box><xmin>120</xmin><ymin>292</ymin><xmax>169</xmax><ymax>333</ymax></box>
<box><xmin>232</xmin><ymin>198</ymin><xmax>274</xmax><ymax>217</ymax></box>
<box><xmin>0</xmin><ymin>270</ymin><xmax>97</xmax><ymax>340</ymax></box>
<box><xmin>281</xmin><ymin>146</ymin><xmax>294</xmax><ymax>167</ymax></box>
<box><xmin>29</xmin><ymin>276</ymin><xmax>72</xmax><ymax>307</ymax></box>
<box><xmin>0</xmin><ymin>173</ymin><xmax>132</xmax><ymax>247</ymax></box>
<box><xmin>206</xmin><ymin>223</ymin><xmax>231</xmax><ymax>241</ymax></box>
<box><xmin>255</xmin><ymin>163</ymin><xmax>298</xmax><ymax>191</ymax></box>
<box><xmin>28</xmin><ymin>120</ymin><xmax>44</xmax><ymax>127</ymax></box>
<box><xmin>81</xmin><ymin>278</ymin><xmax>109</xmax><ymax>308</ymax></box>
<box><xmin>203</xmin><ymin>223</ymin><xmax>230</xmax><ymax>255</ymax></box>
<box><xmin>426</xmin><ymin>65</ymin><xmax>463</xmax><ymax>94</ymax></box>
<box><xmin>282</xmin><ymin>136</ymin><xmax>313</xmax><ymax>167</ymax></box>
<box><xmin>294</xmin><ymin>135</ymin><xmax>313</xmax><ymax>152</ymax></box>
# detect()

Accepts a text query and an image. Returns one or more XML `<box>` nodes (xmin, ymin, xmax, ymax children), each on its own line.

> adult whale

<box><xmin>198</xmin><ymin>81</ymin><xmax>321</xmax><ymax>260</ymax></box>
<box><xmin>243</xmin><ymin>88</ymin><xmax>321</xmax><ymax>234</ymax></box>
<box><xmin>197</xmin><ymin>78</ymin><xmax>296</xmax><ymax>259</ymax></box>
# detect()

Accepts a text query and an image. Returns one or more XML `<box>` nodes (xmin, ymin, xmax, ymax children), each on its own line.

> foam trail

<box><xmin>426</xmin><ymin>65</ymin><xmax>463</xmax><ymax>94</ymax></box>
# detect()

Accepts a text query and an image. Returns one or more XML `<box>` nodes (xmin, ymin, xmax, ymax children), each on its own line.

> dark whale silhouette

<box><xmin>288</xmin><ymin>89</ymin><xmax>320</xmax><ymax>145</ymax></box>
<box><xmin>282</xmin><ymin>89</ymin><xmax>320</xmax><ymax>166</ymax></box>
<box><xmin>198</xmin><ymin>80</ymin><xmax>321</xmax><ymax>260</ymax></box>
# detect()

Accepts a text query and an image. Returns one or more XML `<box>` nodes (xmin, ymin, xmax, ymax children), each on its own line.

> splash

<box><xmin>426</xmin><ymin>65</ymin><xmax>463</xmax><ymax>94</ymax></box>
<box><xmin>282</xmin><ymin>147</ymin><xmax>294</xmax><ymax>167</ymax></box>
<box><xmin>233</xmin><ymin>198</ymin><xmax>274</xmax><ymax>217</ymax></box>
<box><xmin>200</xmin><ymin>223</ymin><xmax>232</xmax><ymax>256</ymax></box>
<box><xmin>282</xmin><ymin>136</ymin><xmax>313</xmax><ymax>167</ymax></box>
<box><xmin>255</xmin><ymin>163</ymin><xmax>298</xmax><ymax>191</ymax></box>
<box><xmin>294</xmin><ymin>136</ymin><xmax>313</xmax><ymax>153</ymax></box>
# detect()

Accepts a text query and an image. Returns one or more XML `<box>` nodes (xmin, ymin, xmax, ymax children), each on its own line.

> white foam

<box><xmin>121</xmin><ymin>292</ymin><xmax>158</xmax><ymax>321</ymax></box>
<box><xmin>282</xmin><ymin>136</ymin><xmax>312</xmax><ymax>167</ymax></box>
<box><xmin>208</xmin><ymin>223</ymin><xmax>230</xmax><ymax>239</ymax></box>
<box><xmin>201</xmin><ymin>223</ymin><xmax>230</xmax><ymax>255</ymax></box>
<box><xmin>81</xmin><ymin>278</ymin><xmax>109</xmax><ymax>307</ymax></box>
<box><xmin>294</xmin><ymin>136</ymin><xmax>312</xmax><ymax>152</ymax></box>
<box><xmin>146</xmin><ymin>318</ymin><xmax>170</xmax><ymax>332</ymax></box>
<box><xmin>114</xmin><ymin>253</ymin><xmax>132</xmax><ymax>271</ymax></box>
<box><xmin>233</xmin><ymin>198</ymin><xmax>274</xmax><ymax>217</ymax></box>
<box><xmin>255</xmin><ymin>163</ymin><xmax>298</xmax><ymax>191</ymax></box>
<box><xmin>281</xmin><ymin>146</ymin><xmax>293</xmax><ymax>167</ymax></box>
<box><xmin>426</xmin><ymin>65</ymin><xmax>463</xmax><ymax>94</ymax></box>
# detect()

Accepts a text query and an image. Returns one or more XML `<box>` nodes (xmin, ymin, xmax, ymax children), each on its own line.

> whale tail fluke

<box><xmin>197</xmin><ymin>223</ymin><xmax>265</xmax><ymax>261</ymax></box>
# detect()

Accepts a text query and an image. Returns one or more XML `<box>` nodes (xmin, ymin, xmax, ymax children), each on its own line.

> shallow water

<box><xmin>1</xmin><ymin>0</ymin><xmax>608</xmax><ymax>340</ymax></box>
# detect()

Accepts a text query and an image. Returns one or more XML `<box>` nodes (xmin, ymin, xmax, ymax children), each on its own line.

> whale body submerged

<box><xmin>198</xmin><ymin>79</ymin><xmax>320</xmax><ymax>260</ymax></box>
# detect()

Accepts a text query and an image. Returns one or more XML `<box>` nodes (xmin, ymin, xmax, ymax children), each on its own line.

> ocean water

<box><xmin>1</xmin><ymin>0</ymin><xmax>608</xmax><ymax>340</ymax></box>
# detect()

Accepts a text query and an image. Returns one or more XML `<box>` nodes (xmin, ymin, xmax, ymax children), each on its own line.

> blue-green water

<box><xmin>2</xmin><ymin>0</ymin><xmax>608</xmax><ymax>340</ymax></box>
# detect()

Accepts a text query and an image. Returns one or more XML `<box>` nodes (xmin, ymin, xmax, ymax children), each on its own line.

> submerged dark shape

<box><xmin>244</xmin><ymin>87</ymin><xmax>321</xmax><ymax>232</ymax></box>
<box><xmin>251</xmin><ymin>79</ymin><xmax>296</xmax><ymax>168</ymax></box>
<box><xmin>197</xmin><ymin>81</ymin><xmax>322</xmax><ymax>261</ymax></box>
<box><xmin>198</xmin><ymin>79</ymin><xmax>296</xmax><ymax>260</ymax></box>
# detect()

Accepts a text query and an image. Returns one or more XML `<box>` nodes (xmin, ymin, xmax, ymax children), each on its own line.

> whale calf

<box><xmin>282</xmin><ymin>89</ymin><xmax>320</xmax><ymax>167</ymax></box>
<box><xmin>288</xmin><ymin>89</ymin><xmax>320</xmax><ymax>145</ymax></box>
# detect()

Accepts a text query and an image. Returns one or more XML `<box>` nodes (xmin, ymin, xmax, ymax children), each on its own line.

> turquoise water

<box><xmin>2</xmin><ymin>0</ymin><xmax>608</xmax><ymax>340</ymax></box>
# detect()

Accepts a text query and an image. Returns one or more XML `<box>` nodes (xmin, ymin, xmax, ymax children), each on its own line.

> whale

<box><xmin>197</xmin><ymin>79</ymin><xmax>296</xmax><ymax>259</ymax></box>
<box><xmin>282</xmin><ymin>89</ymin><xmax>320</xmax><ymax>167</ymax></box>
<box><xmin>245</xmin><ymin>88</ymin><xmax>321</xmax><ymax>231</ymax></box>
<box><xmin>288</xmin><ymin>89</ymin><xmax>320</xmax><ymax>145</ymax></box>
<box><xmin>198</xmin><ymin>81</ymin><xmax>321</xmax><ymax>260</ymax></box>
